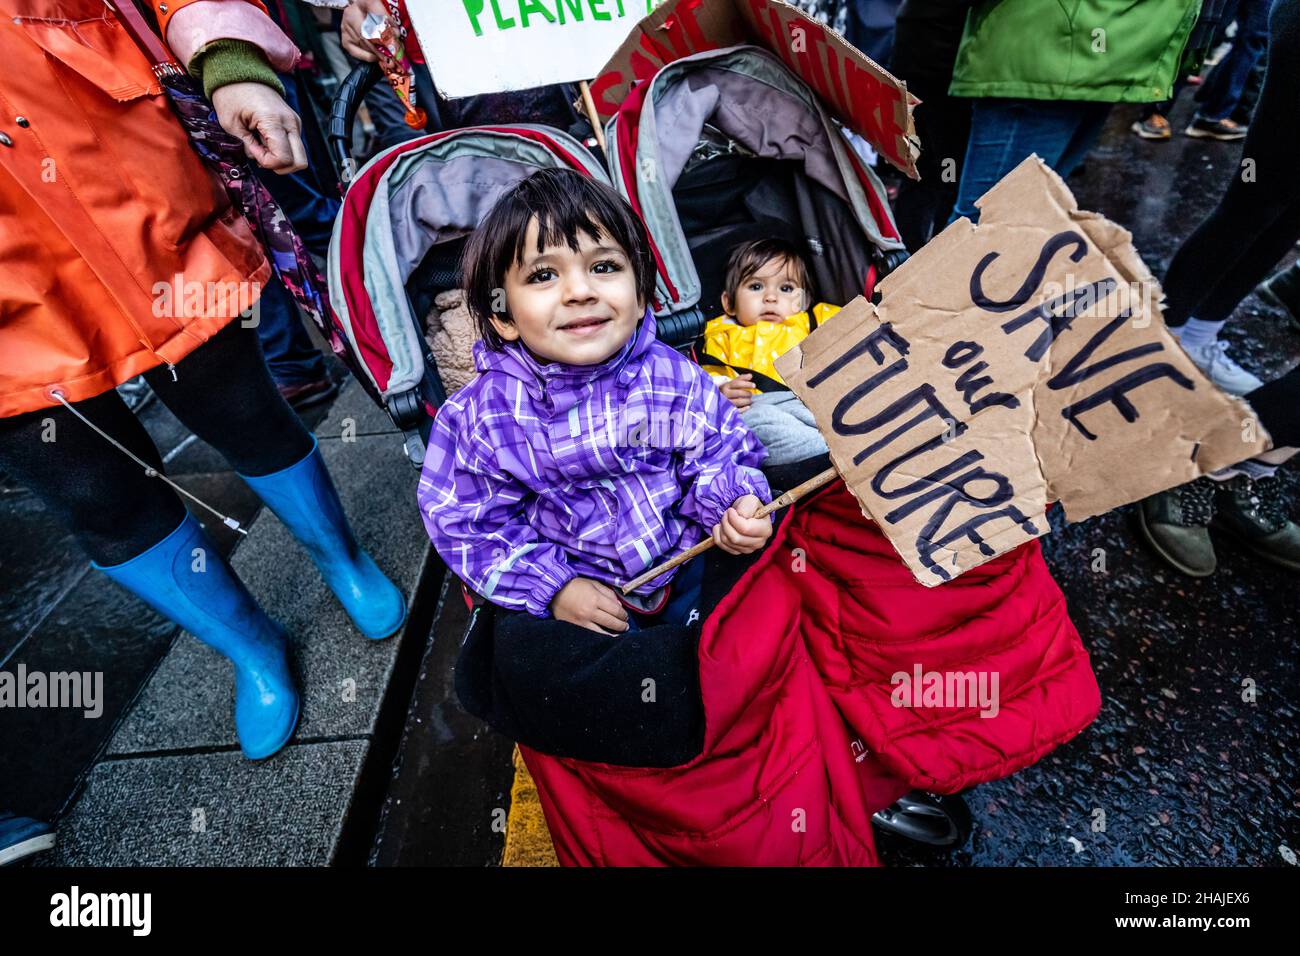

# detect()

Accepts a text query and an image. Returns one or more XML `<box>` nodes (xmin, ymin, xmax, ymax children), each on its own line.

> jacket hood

<box><xmin>472</xmin><ymin>307</ymin><xmax>658</xmax><ymax>399</ymax></box>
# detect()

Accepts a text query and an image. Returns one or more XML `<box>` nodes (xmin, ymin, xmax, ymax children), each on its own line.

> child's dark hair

<box><xmin>723</xmin><ymin>238</ymin><xmax>813</xmax><ymax>313</ymax></box>
<box><xmin>461</xmin><ymin>167</ymin><xmax>658</xmax><ymax>350</ymax></box>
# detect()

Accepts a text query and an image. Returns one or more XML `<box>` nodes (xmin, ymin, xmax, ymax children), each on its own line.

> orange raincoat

<box><xmin>0</xmin><ymin>0</ymin><xmax>277</xmax><ymax>417</ymax></box>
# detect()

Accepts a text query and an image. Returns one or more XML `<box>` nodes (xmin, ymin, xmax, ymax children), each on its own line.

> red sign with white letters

<box><xmin>592</xmin><ymin>0</ymin><xmax>918</xmax><ymax>177</ymax></box>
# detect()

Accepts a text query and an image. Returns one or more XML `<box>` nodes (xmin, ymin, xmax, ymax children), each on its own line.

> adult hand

<box><xmin>711</xmin><ymin>494</ymin><xmax>772</xmax><ymax>555</ymax></box>
<box><xmin>551</xmin><ymin>577</ymin><xmax>630</xmax><ymax>635</ymax></box>
<box><xmin>211</xmin><ymin>82</ymin><xmax>307</xmax><ymax>173</ymax></box>
<box><xmin>341</xmin><ymin>0</ymin><xmax>390</xmax><ymax>62</ymax></box>
<box><xmin>719</xmin><ymin>374</ymin><xmax>755</xmax><ymax>410</ymax></box>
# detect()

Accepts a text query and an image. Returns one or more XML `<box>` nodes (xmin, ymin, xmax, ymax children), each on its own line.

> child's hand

<box><xmin>719</xmin><ymin>375</ymin><xmax>755</xmax><ymax>410</ymax></box>
<box><xmin>711</xmin><ymin>494</ymin><xmax>772</xmax><ymax>555</ymax></box>
<box><xmin>551</xmin><ymin>577</ymin><xmax>630</xmax><ymax>635</ymax></box>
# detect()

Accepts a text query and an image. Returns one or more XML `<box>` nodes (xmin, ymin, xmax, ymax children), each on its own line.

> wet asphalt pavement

<box><xmin>880</xmin><ymin>95</ymin><xmax>1300</xmax><ymax>867</ymax></box>
<box><xmin>2</xmin><ymin>87</ymin><xmax>1296</xmax><ymax>868</ymax></box>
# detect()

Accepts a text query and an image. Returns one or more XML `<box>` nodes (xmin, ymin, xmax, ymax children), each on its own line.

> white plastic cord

<box><xmin>50</xmin><ymin>390</ymin><xmax>248</xmax><ymax>535</ymax></box>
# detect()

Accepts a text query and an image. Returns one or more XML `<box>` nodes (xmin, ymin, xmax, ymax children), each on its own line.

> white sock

<box><xmin>1176</xmin><ymin>318</ymin><xmax>1226</xmax><ymax>349</ymax></box>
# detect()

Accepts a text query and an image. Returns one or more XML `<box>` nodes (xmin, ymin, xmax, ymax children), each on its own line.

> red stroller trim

<box><xmin>842</xmin><ymin>139</ymin><xmax>901</xmax><ymax>245</ymax></box>
<box><xmin>613</xmin><ymin>81</ymin><xmax>681</xmax><ymax>307</ymax></box>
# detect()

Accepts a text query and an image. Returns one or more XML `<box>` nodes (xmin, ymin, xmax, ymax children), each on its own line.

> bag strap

<box><xmin>106</xmin><ymin>0</ymin><xmax>182</xmax><ymax>72</ymax></box>
<box><xmin>698</xmin><ymin>351</ymin><xmax>789</xmax><ymax>394</ymax></box>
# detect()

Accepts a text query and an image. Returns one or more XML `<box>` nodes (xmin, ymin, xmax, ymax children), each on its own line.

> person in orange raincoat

<box><xmin>0</xmin><ymin>0</ymin><xmax>405</xmax><ymax>764</ymax></box>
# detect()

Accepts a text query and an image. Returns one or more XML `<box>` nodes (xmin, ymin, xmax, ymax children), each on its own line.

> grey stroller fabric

<box><xmin>387</xmin><ymin>155</ymin><xmax>542</xmax><ymax>270</ymax></box>
<box><xmin>742</xmin><ymin>392</ymin><xmax>828</xmax><ymax>466</ymax></box>
<box><xmin>653</xmin><ymin>64</ymin><xmax>849</xmax><ymax>202</ymax></box>
<box><xmin>794</xmin><ymin>174</ymin><xmax>876</xmax><ymax>306</ymax></box>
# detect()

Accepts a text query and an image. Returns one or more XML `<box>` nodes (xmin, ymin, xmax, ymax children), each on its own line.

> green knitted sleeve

<box><xmin>188</xmin><ymin>38</ymin><xmax>286</xmax><ymax>100</ymax></box>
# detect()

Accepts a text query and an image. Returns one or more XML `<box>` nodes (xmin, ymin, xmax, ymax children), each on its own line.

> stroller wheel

<box><xmin>871</xmin><ymin>790</ymin><xmax>972</xmax><ymax>848</ymax></box>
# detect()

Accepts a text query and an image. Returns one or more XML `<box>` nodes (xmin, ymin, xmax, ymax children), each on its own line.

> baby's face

<box><xmin>727</xmin><ymin>257</ymin><xmax>807</xmax><ymax>327</ymax></box>
<box><xmin>492</xmin><ymin>218</ymin><xmax>643</xmax><ymax>366</ymax></box>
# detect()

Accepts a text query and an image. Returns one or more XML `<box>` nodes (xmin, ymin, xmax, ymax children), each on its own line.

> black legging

<box><xmin>0</xmin><ymin>321</ymin><xmax>314</xmax><ymax>566</ymax></box>
<box><xmin>1247</xmin><ymin>364</ymin><xmax>1300</xmax><ymax>448</ymax></box>
<box><xmin>1163</xmin><ymin>0</ymin><xmax>1300</xmax><ymax>326</ymax></box>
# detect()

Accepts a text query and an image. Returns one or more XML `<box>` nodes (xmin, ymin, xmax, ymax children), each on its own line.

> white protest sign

<box><xmin>407</xmin><ymin>0</ymin><xmax>661</xmax><ymax>97</ymax></box>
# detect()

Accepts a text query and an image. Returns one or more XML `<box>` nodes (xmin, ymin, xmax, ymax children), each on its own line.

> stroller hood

<box><xmin>329</xmin><ymin>126</ymin><xmax>610</xmax><ymax>400</ymax></box>
<box><xmin>606</xmin><ymin>45</ymin><xmax>905</xmax><ymax>316</ymax></box>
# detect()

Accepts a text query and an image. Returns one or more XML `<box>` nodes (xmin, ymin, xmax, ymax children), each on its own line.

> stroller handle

<box><xmin>329</xmin><ymin>62</ymin><xmax>382</xmax><ymax>186</ymax></box>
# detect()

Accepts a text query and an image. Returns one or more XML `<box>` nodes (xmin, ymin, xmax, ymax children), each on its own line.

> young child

<box><xmin>700</xmin><ymin>239</ymin><xmax>841</xmax><ymax>466</ymax></box>
<box><xmin>418</xmin><ymin>169</ymin><xmax>773</xmax><ymax>635</ymax></box>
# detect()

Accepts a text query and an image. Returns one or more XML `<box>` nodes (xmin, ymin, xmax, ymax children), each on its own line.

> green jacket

<box><xmin>949</xmin><ymin>0</ymin><xmax>1202</xmax><ymax>103</ymax></box>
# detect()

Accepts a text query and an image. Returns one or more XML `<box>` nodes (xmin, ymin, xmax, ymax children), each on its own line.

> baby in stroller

<box><xmin>418</xmin><ymin>168</ymin><xmax>775</xmax><ymax>633</ymax></box>
<box><xmin>700</xmin><ymin>238</ymin><xmax>840</xmax><ymax>466</ymax></box>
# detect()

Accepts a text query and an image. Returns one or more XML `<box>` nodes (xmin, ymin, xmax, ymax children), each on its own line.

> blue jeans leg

<box><xmin>253</xmin><ymin>276</ymin><xmax>327</xmax><ymax>387</ymax></box>
<box><xmin>1196</xmin><ymin>0</ymin><xmax>1274</xmax><ymax>121</ymax></box>
<box><xmin>950</xmin><ymin>98</ymin><xmax>1112</xmax><ymax>224</ymax></box>
<box><xmin>250</xmin><ymin>71</ymin><xmax>339</xmax><ymax>387</ymax></box>
<box><xmin>844</xmin><ymin>0</ymin><xmax>902</xmax><ymax>66</ymax></box>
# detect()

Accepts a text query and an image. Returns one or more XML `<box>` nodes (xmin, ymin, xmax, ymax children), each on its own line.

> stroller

<box><xmin>604</xmin><ymin>45</ymin><xmax>910</xmax><ymax>330</ymax></box>
<box><xmin>325</xmin><ymin>53</ymin><xmax>1099</xmax><ymax>862</ymax></box>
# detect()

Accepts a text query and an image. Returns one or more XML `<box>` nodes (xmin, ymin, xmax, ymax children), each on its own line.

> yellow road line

<box><xmin>501</xmin><ymin>746</ymin><xmax>558</xmax><ymax>867</ymax></box>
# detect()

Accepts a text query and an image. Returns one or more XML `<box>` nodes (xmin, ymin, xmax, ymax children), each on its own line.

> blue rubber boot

<box><xmin>241</xmin><ymin>438</ymin><xmax>406</xmax><ymax>640</ymax></box>
<box><xmin>94</xmin><ymin>514</ymin><xmax>299</xmax><ymax>760</ymax></box>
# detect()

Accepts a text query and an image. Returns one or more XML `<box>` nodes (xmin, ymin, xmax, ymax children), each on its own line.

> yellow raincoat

<box><xmin>699</xmin><ymin>303</ymin><xmax>841</xmax><ymax>392</ymax></box>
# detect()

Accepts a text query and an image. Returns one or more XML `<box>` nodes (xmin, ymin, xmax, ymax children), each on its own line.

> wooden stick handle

<box><xmin>579</xmin><ymin>80</ymin><xmax>607</xmax><ymax>152</ymax></box>
<box><xmin>621</xmin><ymin>466</ymin><xmax>839</xmax><ymax>594</ymax></box>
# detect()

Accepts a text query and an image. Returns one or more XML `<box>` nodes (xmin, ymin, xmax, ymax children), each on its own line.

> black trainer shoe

<box><xmin>1136</xmin><ymin>477</ymin><xmax>1219</xmax><ymax>577</ymax></box>
<box><xmin>1184</xmin><ymin>115</ymin><xmax>1248</xmax><ymax>140</ymax></box>
<box><xmin>1257</xmin><ymin>262</ymin><xmax>1300</xmax><ymax>331</ymax></box>
<box><xmin>1212</xmin><ymin>475</ymin><xmax>1300</xmax><ymax>573</ymax></box>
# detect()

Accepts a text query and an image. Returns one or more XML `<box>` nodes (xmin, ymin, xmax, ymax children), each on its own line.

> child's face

<box><xmin>491</xmin><ymin>218</ymin><xmax>643</xmax><ymax>366</ymax></box>
<box><xmin>724</xmin><ymin>257</ymin><xmax>807</xmax><ymax>327</ymax></box>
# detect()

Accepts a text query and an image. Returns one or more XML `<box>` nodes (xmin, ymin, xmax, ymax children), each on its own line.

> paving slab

<box><xmin>38</xmin><ymin>380</ymin><xmax>432</xmax><ymax>865</ymax></box>
<box><xmin>368</xmin><ymin>578</ymin><xmax>514</xmax><ymax>866</ymax></box>
<box><xmin>314</xmin><ymin>381</ymin><xmax>400</xmax><ymax>440</ymax></box>
<box><xmin>0</xmin><ymin>574</ymin><xmax>177</xmax><ymax>821</ymax></box>
<box><xmin>38</xmin><ymin>741</ymin><xmax>370</xmax><ymax>867</ymax></box>
<box><xmin>0</xmin><ymin>492</ymin><xmax>88</xmax><ymax>663</ymax></box>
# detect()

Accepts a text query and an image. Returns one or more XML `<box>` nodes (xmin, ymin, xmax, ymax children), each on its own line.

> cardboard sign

<box><xmin>592</xmin><ymin>0</ymin><xmax>918</xmax><ymax>177</ymax></box>
<box><xmin>407</xmin><ymin>1</ymin><xmax>662</xmax><ymax>98</ymax></box>
<box><xmin>775</xmin><ymin>157</ymin><xmax>1270</xmax><ymax>586</ymax></box>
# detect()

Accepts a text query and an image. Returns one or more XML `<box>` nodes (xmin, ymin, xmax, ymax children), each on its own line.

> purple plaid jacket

<box><xmin>418</xmin><ymin>311</ymin><xmax>770</xmax><ymax>617</ymax></box>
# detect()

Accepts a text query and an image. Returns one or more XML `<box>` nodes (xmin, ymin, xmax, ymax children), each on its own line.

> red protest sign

<box><xmin>591</xmin><ymin>0</ymin><xmax>919</xmax><ymax>177</ymax></box>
